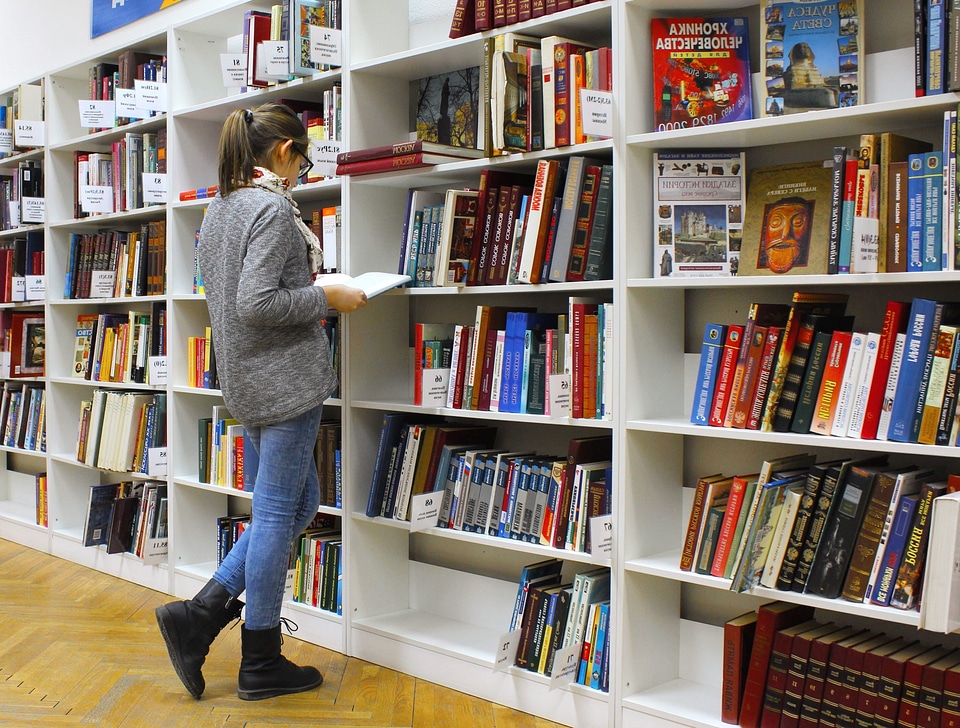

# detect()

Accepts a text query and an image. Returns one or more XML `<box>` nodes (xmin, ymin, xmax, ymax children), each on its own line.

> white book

<box><xmin>759</xmin><ymin>484</ymin><xmax>804</xmax><ymax>589</ymax></box>
<box><xmin>313</xmin><ymin>271</ymin><xmax>411</xmax><ymax>300</ymax></box>
<box><xmin>830</xmin><ymin>331</ymin><xmax>866</xmax><ymax>436</ymax></box>
<box><xmin>84</xmin><ymin>389</ymin><xmax>107</xmax><ymax>467</ymax></box>
<box><xmin>918</xmin><ymin>491</ymin><xmax>960</xmax><ymax>632</ymax></box>
<box><xmin>445</xmin><ymin>324</ymin><xmax>465</xmax><ymax>409</ymax></box>
<box><xmin>876</xmin><ymin>332</ymin><xmax>907</xmax><ymax>441</ymax></box>
<box><xmin>516</xmin><ymin>159</ymin><xmax>553</xmax><ymax>284</ymax></box>
<box><xmin>846</xmin><ymin>332</ymin><xmax>881</xmax><ymax>438</ymax></box>
<box><xmin>392</xmin><ymin>424</ymin><xmax>424</xmax><ymax>521</ymax></box>
<box><xmin>489</xmin><ymin>331</ymin><xmax>506</xmax><ymax>412</ymax></box>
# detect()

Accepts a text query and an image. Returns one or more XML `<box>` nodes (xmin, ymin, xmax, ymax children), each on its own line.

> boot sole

<box><xmin>155</xmin><ymin>605</ymin><xmax>204</xmax><ymax>700</ymax></box>
<box><xmin>238</xmin><ymin>674</ymin><xmax>324</xmax><ymax>701</ymax></box>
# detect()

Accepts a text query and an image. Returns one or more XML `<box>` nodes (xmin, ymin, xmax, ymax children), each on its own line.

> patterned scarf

<box><xmin>251</xmin><ymin>166</ymin><xmax>324</xmax><ymax>278</ymax></box>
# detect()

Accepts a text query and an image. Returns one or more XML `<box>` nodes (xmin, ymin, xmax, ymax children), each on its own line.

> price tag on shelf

<box><xmin>580</xmin><ymin>89</ymin><xmax>613</xmax><ymax>139</ymax></box>
<box><xmin>14</xmin><ymin>120</ymin><xmax>43</xmax><ymax>147</ymax></box>
<box><xmin>80</xmin><ymin>185</ymin><xmax>114</xmax><ymax>214</ymax></box>
<box><xmin>589</xmin><ymin>514</ymin><xmax>613</xmax><ymax>557</ymax></box>
<box><xmin>309</xmin><ymin>25</ymin><xmax>342</xmax><ymax>67</ymax></box>
<box><xmin>115</xmin><ymin>88</ymin><xmax>146</xmax><ymax>120</ymax></box>
<box><xmin>143</xmin><ymin>173</ymin><xmax>168</xmax><ymax>204</ymax></box>
<box><xmin>548</xmin><ymin>373</ymin><xmax>571</xmax><ymax>418</ymax></box>
<box><xmin>20</xmin><ymin>197</ymin><xmax>44</xmax><ymax>224</ymax></box>
<box><xmin>135</xmin><ymin>79</ymin><xmax>168</xmax><ymax>113</ymax></box>
<box><xmin>311</xmin><ymin>139</ymin><xmax>340</xmax><ymax>179</ymax></box>
<box><xmin>142</xmin><ymin>537</ymin><xmax>168</xmax><ymax>564</ymax></box>
<box><xmin>492</xmin><ymin>629</ymin><xmax>521</xmax><ymax>673</ymax></box>
<box><xmin>409</xmin><ymin>491</ymin><xmax>441</xmax><ymax>533</ymax></box>
<box><xmin>25</xmin><ymin>275</ymin><xmax>44</xmax><ymax>301</ymax></box>
<box><xmin>419</xmin><ymin>368</ymin><xmax>450</xmax><ymax>408</ymax></box>
<box><xmin>7</xmin><ymin>201</ymin><xmax>18</xmax><ymax>226</ymax></box>
<box><xmin>90</xmin><ymin>270</ymin><xmax>116</xmax><ymax>298</ymax></box>
<box><xmin>258</xmin><ymin>41</ymin><xmax>290</xmax><ymax>78</ymax></box>
<box><xmin>220</xmin><ymin>53</ymin><xmax>247</xmax><ymax>87</ymax></box>
<box><xmin>148</xmin><ymin>447</ymin><xmax>168</xmax><ymax>477</ymax></box>
<box><xmin>149</xmin><ymin>355</ymin><xmax>168</xmax><ymax>385</ymax></box>
<box><xmin>548</xmin><ymin>642</ymin><xmax>582</xmax><ymax>691</ymax></box>
<box><xmin>0</xmin><ymin>128</ymin><xmax>13</xmax><ymax>154</ymax></box>
<box><xmin>78</xmin><ymin>99</ymin><xmax>116</xmax><ymax>129</ymax></box>
<box><xmin>11</xmin><ymin>277</ymin><xmax>24</xmax><ymax>302</ymax></box>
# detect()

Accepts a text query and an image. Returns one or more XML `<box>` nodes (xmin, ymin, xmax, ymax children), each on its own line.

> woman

<box><xmin>155</xmin><ymin>102</ymin><xmax>365</xmax><ymax>701</ymax></box>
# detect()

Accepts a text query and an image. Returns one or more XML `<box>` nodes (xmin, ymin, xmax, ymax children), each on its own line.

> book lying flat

<box><xmin>313</xmin><ymin>272</ymin><xmax>411</xmax><ymax>299</ymax></box>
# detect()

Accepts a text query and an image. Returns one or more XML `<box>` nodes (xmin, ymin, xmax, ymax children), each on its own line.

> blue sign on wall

<box><xmin>91</xmin><ymin>0</ymin><xmax>187</xmax><ymax>38</ymax></box>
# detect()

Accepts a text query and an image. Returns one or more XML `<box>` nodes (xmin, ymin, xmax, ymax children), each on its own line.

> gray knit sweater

<box><xmin>198</xmin><ymin>186</ymin><xmax>335</xmax><ymax>426</ymax></box>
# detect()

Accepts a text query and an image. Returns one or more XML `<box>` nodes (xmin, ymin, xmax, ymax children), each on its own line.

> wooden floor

<box><xmin>0</xmin><ymin>538</ymin><xmax>569</xmax><ymax>728</ymax></box>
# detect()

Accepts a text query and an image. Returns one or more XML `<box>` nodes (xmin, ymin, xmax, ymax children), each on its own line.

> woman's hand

<box><xmin>323</xmin><ymin>284</ymin><xmax>368</xmax><ymax>313</ymax></box>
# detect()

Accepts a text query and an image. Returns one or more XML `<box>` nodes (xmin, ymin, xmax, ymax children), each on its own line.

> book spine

<box><xmin>709</xmin><ymin>325</ymin><xmax>744</xmax><ymax>427</ymax></box>
<box><xmin>828</xmin><ymin>146</ymin><xmax>847</xmax><ymax>274</ymax></box>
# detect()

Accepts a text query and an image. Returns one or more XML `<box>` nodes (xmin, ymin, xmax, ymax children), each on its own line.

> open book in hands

<box><xmin>313</xmin><ymin>272</ymin><xmax>411</xmax><ymax>299</ymax></box>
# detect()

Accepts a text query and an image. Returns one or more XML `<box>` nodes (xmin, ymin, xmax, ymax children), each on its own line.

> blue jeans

<box><xmin>212</xmin><ymin>403</ymin><xmax>323</xmax><ymax>630</ymax></box>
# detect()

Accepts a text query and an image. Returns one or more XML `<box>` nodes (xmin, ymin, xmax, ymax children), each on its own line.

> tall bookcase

<box><xmin>4</xmin><ymin>1</ymin><xmax>960</xmax><ymax>726</ymax></box>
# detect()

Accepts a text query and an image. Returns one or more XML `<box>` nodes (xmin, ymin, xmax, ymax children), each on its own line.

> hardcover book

<box><xmin>740</xmin><ymin>159</ymin><xmax>835</xmax><ymax>277</ymax></box>
<box><xmin>651</xmin><ymin>17</ymin><xmax>753</xmax><ymax>132</ymax></box>
<box><xmin>410</xmin><ymin>66</ymin><xmax>481</xmax><ymax>150</ymax></box>
<box><xmin>653</xmin><ymin>151</ymin><xmax>745</xmax><ymax>278</ymax></box>
<box><xmin>759</xmin><ymin>0</ymin><xmax>864</xmax><ymax>117</ymax></box>
<box><xmin>723</xmin><ymin>610</ymin><xmax>759</xmax><ymax>724</ymax></box>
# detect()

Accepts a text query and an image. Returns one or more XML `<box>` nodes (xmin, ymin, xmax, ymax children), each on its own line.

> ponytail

<box><xmin>217</xmin><ymin>102</ymin><xmax>309</xmax><ymax>195</ymax></box>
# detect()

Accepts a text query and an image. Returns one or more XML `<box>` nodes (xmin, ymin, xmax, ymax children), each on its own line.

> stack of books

<box><xmin>335</xmin><ymin>140</ymin><xmax>484</xmax><ymax>176</ymax></box>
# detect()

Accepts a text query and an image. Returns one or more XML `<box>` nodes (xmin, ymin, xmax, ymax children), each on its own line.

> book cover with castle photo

<box><xmin>653</xmin><ymin>151</ymin><xmax>745</xmax><ymax>277</ymax></box>
<box><xmin>760</xmin><ymin>0</ymin><xmax>863</xmax><ymax>117</ymax></box>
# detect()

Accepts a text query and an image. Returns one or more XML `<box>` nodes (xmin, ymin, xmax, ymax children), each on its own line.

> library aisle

<box><xmin>0</xmin><ymin>538</ymin><xmax>565</xmax><ymax>728</ymax></box>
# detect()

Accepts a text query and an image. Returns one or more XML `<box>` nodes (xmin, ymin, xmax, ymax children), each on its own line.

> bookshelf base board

<box><xmin>51</xmin><ymin>533</ymin><xmax>170</xmax><ymax>592</ymax></box>
<box><xmin>0</xmin><ymin>514</ymin><xmax>49</xmax><ymax>552</ymax></box>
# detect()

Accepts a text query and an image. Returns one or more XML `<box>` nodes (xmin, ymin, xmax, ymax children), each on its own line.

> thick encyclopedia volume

<box><xmin>651</xmin><ymin>17</ymin><xmax>753</xmax><ymax>132</ymax></box>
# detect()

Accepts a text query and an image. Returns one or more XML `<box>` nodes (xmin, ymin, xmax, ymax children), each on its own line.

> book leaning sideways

<box><xmin>313</xmin><ymin>272</ymin><xmax>411</xmax><ymax>299</ymax></box>
<box><xmin>759</xmin><ymin>0</ymin><xmax>864</xmax><ymax>117</ymax></box>
<box><xmin>651</xmin><ymin>16</ymin><xmax>753</xmax><ymax>132</ymax></box>
<box><xmin>653</xmin><ymin>151</ymin><xmax>746</xmax><ymax>277</ymax></box>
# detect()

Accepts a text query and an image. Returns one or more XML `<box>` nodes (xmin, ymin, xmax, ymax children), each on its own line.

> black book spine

<box><xmin>776</xmin><ymin>463</ymin><xmax>829</xmax><ymax>590</ymax></box>
<box><xmin>792</xmin><ymin>463</ymin><xmax>846</xmax><ymax>593</ymax></box>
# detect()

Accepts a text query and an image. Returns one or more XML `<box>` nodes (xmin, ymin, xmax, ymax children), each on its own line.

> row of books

<box><xmin>290</xmin><ymin>525</ymin><xmax>342</xmax><ymax>614</ymax></box>
<box><xmin>0</xmin><ymin>161</ymin><xmax>43</xmax><ymax>229</ymax></box>
<box><xmin>0</xmin><ymin>81</ymin><xmax>44</xmax><ymax>157</ymax></box>
<box><xmin>77</xmin><ymin>390</ymin><xmax>167</xmax><ymax>474</ymax></box>
<box><xmin>0</xmin><ymin>230</ymin><xmax>43</xmax><ymax>302</ymax></box>
<box><xmin>448</xmin><ymin>0</ymin><xmax>606</xmax><ymax>38</ymax></box>
<box><xmin>724</xmin><ymin>601</ymin><xmax>960</xmax><ymax>728</ymax></box>
<box><xmin>72</xmin><ymin>134</ymin><xmax>165</xmax><ymax>217</ymax></box>
<box><xmin>916</xmin><ymin>0</ymin><xmax>960</xmax><ymax>97</ymax></box>
<box><xmin>73</xmin><ymin>305</ymin><xmax>165</xmax><ymax>385</ymax></box>
<box><xmin>200</xmin><ymin>405</ymin><xmax>246</xmax><ymax>490</ymax></box>
<box><xmin>683</xmin><ymin>451</ymin><xmax>958</xmax><ymax>614</ymax></box>
<box><xmin>86</xmin><ymin>52</ymin><xmax>166</xmax><ymax>131</ymax></box>
<box><xmin>216</xmin><ymin>513</ymin><xmax>249</xmax><ymax>566</ymax></box>
<box><xmin>82</xmin><ymin>481</ymin><xmax>167</xmax><ymax>561</ymax></box>
<box><xmin>66</xmin><ymin>224</ymin><xmax>167</xmax><ymax>299</ymax></box>
<box><xmin>510</xmin><ymin>558</ymin><xmax>610</xmax><ymax>691</ymax></box>
<box><xmin>187</xmin><ymin>327</ymin><xmax>218</xmax><ymax>390</ymax></box>
<box><xmin>0</xmin><ymin>382</ymin><xmax>44</xmax><ymax>452</ymax></box>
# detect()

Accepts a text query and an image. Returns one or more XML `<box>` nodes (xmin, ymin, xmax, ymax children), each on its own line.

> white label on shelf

<box><xmin>115</xmin><ymin>88</ymin><xmax>146</xmax><ymax>119</ymax></box>
<box><xmin>135</xmin><ymin>79</ymin><xmax>168</xmax><ymax>113</ymax></box>
<box><xmin>7</xmin><ymin>201</ymin><xmax>18</xmax><ymax>226</ymax></box>
<box><xmin>90</xmin><ymin>270</ymin><xmax>116</xmax><ymax>298</ymax></box>
<box><xmin>493</xmin><ymin>629</ymin><xmax>521</xmax><ymax>673</ymax></box>
<box><xmin>142</xmin><ymin>537</ymin><xmax>168</xmax><ymax>564</ymax></box>
<box><xmin>78</xmin><ymin>99</ymin><xmax>116</xmax><ymax>128</ymax></box>
<box><xmin>548</xmin><ymin>642</ymin><xmax>582</xmax><ymax>691</ymax></box>
<box><xmin>25</xmin><ymin>275</ymin><xmax>44</xmax><ymax>300</ymax></box>
<box><xmin>148</xmin><ymin>447</ymin><xmax>168</xmax><ymax>476</ymax></box>
<box><xmin>80</xmin><ymin>185</ymin><xmax>114</xmax><ymax>213</ymax></box>
<box><xmin>311</xmin><ymin>139</ymin><xmax>340</xmax><ymax>178</ymax></box>
<box><xmin>589</xmin><ymin>514</ymin><xmax>613</xmax><ymax>557</ymax></box>
<box><xmin>21</xmin><ymin>197</ymin><xmax>44</xmax><ymax>223</ymax></box>
<box><xmin>548</xmin><ymin>374</ymin><xmax>571</xmax><ymax>417</ymax></box>
<box><xmin>14</xmin><ymin>120</ymin><xmax>43</xmax><ymax>147</ymax></box>
<box><xmin>0</xmin><ymin>128</ymin><xmax>13</xmax><ymax>154</ymax></box>
<box><xmin>259</xmin><ymin>41</ymin><xmax>290</xmax><ymax>78</ymax></box>
<box><xmin>149</xmin><ymin>355</ymin><xmax>168</xmax><ymax>385</ymax></box>
<box><xmin>220</xmin><ymin>53</ymin><xmax>247</xmax><ymax>87</ymax></box>
<box><xmin>409</xmin><ymin>491</ymin><xmax>441</xmax><ymax>533</ymax></box>
<box><xmin>420</xmin><ymin>368</ymin><xmax>450</xmax><ymax>407</ymax></box>
<box><xmin>143</xmin><ymin>173</ymin><xmax>168</xmax><ymax>203</ymax></box>
<box><xmin>11</xmin><ymin>277</ymin><xmax>24</xmax><ymax>302</ymax></box>
<box><xmin>309</xmin><ymin>25</ymin><xmax>342</xmax><ymax>67</ymax></box>
<box><xmin>580</xmin><ymin>89</ymin><xmax>613</xmax><ymax>139</ymax></box>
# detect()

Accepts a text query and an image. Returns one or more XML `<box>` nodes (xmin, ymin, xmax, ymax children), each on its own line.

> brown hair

<box><xmin>217</xmin><ymin>102</ymin><xmax>309</xmax><ymax>195</ymax></box>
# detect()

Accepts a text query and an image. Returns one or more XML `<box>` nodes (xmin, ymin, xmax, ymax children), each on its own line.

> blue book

<box><xmin>498</xmin><ymin>457</ymin><xmax>527</xmax><ymax>539</ymax></box>
<box><xmin>920</xmin><ymin>151</ymin><xmax>943</xmax><ymax>271</ymax></box>
<box><xmin>510</xmin><ymin>557</ymin><xmax>563</xmax><ymax>632</ymax></box>
<box><xmin>502</xmin><ymin>312</ymin><xmax>558</xmax><ymax>413</ymax></box>
<box><xmin>690</xmin><ymin>323</ymin><xmax>727</xmax><ymax>425</ymax></box>
<box><xmin>907</xmin><ymin>153</ymin><xmax>926</xmax><ymax>272</ymax></box>
<box><xmin>889</xmin><ymin>298</ymin><xmax>941</xmax><ymax>442</ymax></box>
<box><xmin>870</xmin><ymin>493</ymin><xmax>920</xmax><ymax>606</ymax></box>
<box><xmin>405</xmin><ymin>210</ymin><xmax>424</xmax><ymax>281</ymax></box>
<box><xmin>498</xmin><ymin>311</ymin><xmax>522</xmax><ymax>412</ymax></box>
<box><xmin>365</xmin><ymin>413</ymin><xmax>412</xmax><ymax>517</ymax></box>
<box><xmin>520</xmin><ymin>329</ymin><xmax>533</xmax><ymax>414</ymax></box>
<box><xmin>589</xmin><ymin>601</ymin><xmax>610</xmax><ymax>690</ymax></box>
<box><xmin>838</xmin><ymin>150</ymin><xmax>857</xmax><ymax>273</ymax></box>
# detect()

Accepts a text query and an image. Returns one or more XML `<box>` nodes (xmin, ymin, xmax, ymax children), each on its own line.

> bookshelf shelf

<box><xmin>0</xmin><ymin>499</ymin><xmax>37</xmax><ymax>526</ymax></box>
<box><xmin>627</xmin><ymin>270</ymin><xmax>960</xmax><ymax>289</ymax></box>
<box><xmin>0</xmin><ymin>148</ymin><xmax>44</xmax><ymax>168</ymax></box>
<box><xmin>404</xmin><ymin>279</ymin><xmax>614</xmax><ymax>296</ymax></box>
<box><xmin>47</xmin><ymin>206</ymin><xmax>167</xmax><ymax>230</ymax></box>
<box><xmin>0</xmin><ymin>226</ymin><xmax>43</xmax><ymax>240</ymax></box>
<box><xmin>47</xmin><ymin>115</ymin><xmax>168</xmax><ymax>153</ymax></box>
<box><xmin>621</xmin><ymin>681</ymin><xmax>723</xmax><ymax>728</ymax></box>
<box><xmin>351</xmin><ymin>400</ymin><xmax>615</xmax><ymax>429</ymax></box>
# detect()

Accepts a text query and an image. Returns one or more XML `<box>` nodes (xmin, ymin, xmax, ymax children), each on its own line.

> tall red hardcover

<box><xmin>723</xmin><ymin>611</ymin><xmax>759</xmax><ymax>724</ymax></box>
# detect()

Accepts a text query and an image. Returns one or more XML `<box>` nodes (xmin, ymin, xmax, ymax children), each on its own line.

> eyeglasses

<box><xmin>295</xmin><ymin>144</ymin><xmax>314</xmax><ymax>180</ymax></box>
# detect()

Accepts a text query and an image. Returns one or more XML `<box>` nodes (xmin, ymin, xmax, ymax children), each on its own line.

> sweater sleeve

<box><xmin>235</xmin><ymin>202</ymin><xmax>328</xmax><ymax>326</ymax></box>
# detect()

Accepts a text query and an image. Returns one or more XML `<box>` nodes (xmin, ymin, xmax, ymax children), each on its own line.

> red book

<box><xmin>837</xmin><ymin>634</ymin><xmax>898</xmax><ymax>728</ymax></box>
<box><xmin>557</xmin><ymin>0</ymin><xmax>572</xmax><ymax>10</ymax></box>
<box><xmin>475</xmin><ymin>0</ymin><xmax>492</xmax><ymax>30</ymax></box>
<box><xmin>942</xmin><ymin>661</ymin><xmax>960</xmax><ymax>728</ymax></box>
<box><xmin>898</xmin><ymin>647</ymin><xmax>955</xmax><ymax>728</ymax></box>
<box><xmin>814</xmin><ymin>630</ymin><xmax>874</xmax><ymax>728</ymax></box>
<box><xmin>336</xmin><ymin>140</ymin><xmax>483</xmax><ymax>164</ymax></box>
<box><xmin>710</xmin><ymin>325</ymin><xmax>745</xmax><ymax>427</ymax></box>
<box><xmin>532</xmin><ymin>0</ymin><xmax>546</xmax><ymax>17</ymax></box>
<box><xmin>492</xmin><ymin>0</ymin><xmax>506</xmax><ymax>26</ymax></box>
<box><xmin>335</xmin><ymin>152</ymin><xmax>439</xmax><ymax>176</ymax></box>
<box><xmin>731</xmin><ymin>325</ymin><xmax>770</xmax><ymax>429</ymax></box>
<box><xmin>876</xmin><ymin>644</ymin><xmax>944</xmax><ymax>728</ymax></box>
<box><xmin>917</xmin><ymin>651</ymin><xmax>960</xmax><ymax>728</ymax></box>
<box><xmin>710</xmin><ymin>472</ymin><xmax>759</xmax><ymax>577</ymax></box>
<box><xmin>856</xmin><ymin>638</ymin><xmax>912</xmax><ymax>728</ymax></box>
<box><xmin>551</xmin><ymin>436</ymin><xmax>610</xmax><ymax>550</ymax></box>
<box><xmin>797</xmin><ymin>626</ymin><xmax>864</xmax><ymax>728</ymax></box>
<box><xmin>723</xmin><ymin>611</ymin><xmax>759</xmax><ymax>724</ymax></box>
<box><xmin>553</xmin><ymin>42</ymin><xmax>592</xmax><ymax>147</ymax></box>
<box><xmin>448</xmin><ymin>0</ymin><xmax>477</xmax><ymax>38</ymax></box>
<box><xmin>243</xmin><ymin>11</ymin><xmax>272</xmax><ymax>88</ymax></box>
<box><xmin>739</xmin><ymin>602</ymin><xmax>815</xmax><ymax>728</ymax></box>
<box><xmin>565</xmin><ymin>164</ymin><xmax>602</xmax><ymax>281</ymax></box>
<box><xmin>759</xmin><ymin>619</ymin><xmax>823</xmax><ymax>728</ymax></box>
<box><xmin>518</xmin><ymin>0</ymin><xmax>532</xmax><ymax>21</ymax></box>
<box><xmin>505</xmin><ymin>0</ymin><xmax>518</xmax><ymax>23</ymax></box>
<box><xmin>545</xmin><ymin>0</ymin><xmax>557</xmax><ymax>12</ymax></box>
<box><xmin>861</xmin><ymin>300</ymin><xmax>911</xmax><ymax>440</ymax></box>
<box><xmin>808</xmin><ymin>330</ymin><xmax>853</xmax><ymax>435</ymax></box>
<box><xmin>780</xmin><ymin>625</ymin><xmax>849</xmax><ymax>728</ymax></box>
<box><xmin>748</xmin><ymin>326</ymin><xmax>784</xmax><ymax>430</ymax></box>
<box><xmin>679</xmin><ymin>473</ymin><xmax>725</xmax><ymax>572</ymax></box>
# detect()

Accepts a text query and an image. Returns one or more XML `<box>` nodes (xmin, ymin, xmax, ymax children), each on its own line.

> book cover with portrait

<box><xmin>740</xmin><ymin>159</ymin><xmax>834</xmax><ymax>276</ymax></box>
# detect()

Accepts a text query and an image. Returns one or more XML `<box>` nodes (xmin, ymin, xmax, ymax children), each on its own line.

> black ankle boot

<box><xmin>155</xmin><ymin>579</ymin><xmax>244</xmax><ymax>699</ymax></box>
<box><xmin>238</xmin><ymin>623</ymin><xmax>323</xmax><ymax>701</ymax></box>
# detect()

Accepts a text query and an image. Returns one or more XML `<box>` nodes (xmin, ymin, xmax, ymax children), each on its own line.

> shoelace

<box><xmin>278</xmin><ymin>616</ymin><xmax>299</xmax><ymax>645</ymax></box>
